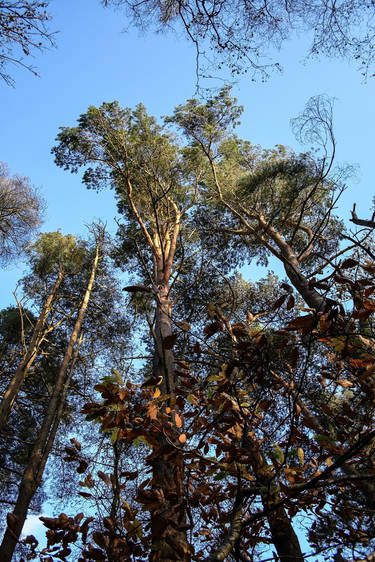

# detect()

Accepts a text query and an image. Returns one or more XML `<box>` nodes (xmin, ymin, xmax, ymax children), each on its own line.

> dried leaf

<box><xmin>97</xmin><ymin>471</ymin><xmax>111</xmax><ymax>486</ymax></box>
<box><xmin>281</xmin><ymin>283</ymin><xmax>293</xmax><ymax>293</ymax></box>
<box><xmin>77</xmin><ymin>460</ymin><xmax>88</xmax><ymax>474</ymax></box>
<box><xmin>286</xmin><ymin>315</ymin><xmax>315</xmax><ymax>332</ymax></box>
<box><xmin>78</xmin><ymin>492</ymin><xmax>93</xmax><ymax>499</ymax></box>
<box><xmin>203</xmin><ymin>321</ymin><xmax>223</xmax><ymax>339</ymax></box>
<box><xmin>147</xmin><ymin>402</ymin><xmax>158</xmax><ymax>420</ymax></box>
<box><xmin>175</xmin><ymin>412</ymin><xmax>183</xmax><ymax>428</ymax></box>
<box><xmin>341</xmin><ymin>258</ymin><xmax>359</xmax><ymax>268</ymax></box>
<box><xmin>163</xmin><ymin>334</ymin><xmax>178</xmax><ymax>349</ymax></box>
<box><xmin>286</xmin><ymin>295</ymin><xmax>295</xmax><ymax>310</ymax></box>
<box><xmin>336</xmin><ymin>379</ymin><xmax>354</xmax><ymax>388</ymax></box>
<box><xmin>153</xmin><ymin>387</ymin><xmax>161</xmax><ymax>398</ymax></box>
<box><xmin>176</xmin><ymin>321</ymin><xmax>191</xmax><ymax>331</ymax></box>
<box><xmin>179</xmin><ymin>433</ymin><xmax>187</xmax><ymax>443</ymax></box>
<box><xmin>70</xmin><ymin>438</ymin><xmax>82</xmax><ymax>451</ymax></box>
<box><xmin>273</xmin><ymin>294</ymin><xmax>287</xmax><ymax>310</ymax></box>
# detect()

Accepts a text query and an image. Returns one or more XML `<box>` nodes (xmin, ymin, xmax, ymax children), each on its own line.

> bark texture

<box><xmin>149</xmin><ymin>269</ymin><xmax>190</xmax><ymax>560</ymax></box>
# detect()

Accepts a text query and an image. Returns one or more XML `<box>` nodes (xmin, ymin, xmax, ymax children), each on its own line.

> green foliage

<box><xmin>52</xmin><ymin>101</ymin><xmax>192</xmax><ymax>226</ymax></box>
<box><xmin>26</xmin><ymin>231</ymin><xmax>85</xmax><ymax>277</ymax></box>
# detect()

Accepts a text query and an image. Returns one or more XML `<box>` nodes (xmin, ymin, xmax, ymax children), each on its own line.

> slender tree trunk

<box><xmin>149</xmin><ymin>273</ymin><xmax>190</xmax><ymax>561</ymax></box>
<box><xmin>244</xmin><ymin>434</ymin><xmax>304</xmax><ymax>562</ymax></box>
<box><xmin>0</xmin><ymin>243</ymin><xmax>100</xmax><ymax>562</ymax></box>
<box><xmin>0</xmin><ymin>269</ymin><xmax>63</xmax><ymax>431</ymax></box>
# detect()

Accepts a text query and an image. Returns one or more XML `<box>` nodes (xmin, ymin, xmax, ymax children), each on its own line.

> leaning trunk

<box><xmin>284</xmin><ymin>260</ymin><xmax>325</xmax><ymax>311</ymax></box>
<box><xmin>0</xmin><ymin>269</ymin><xmax>63</xmax><ymax>431</ymax></box>
<box><xmin>0</xmin><ymin>244</ymin><xmax>100</xmax><ymax>561</ymax></box>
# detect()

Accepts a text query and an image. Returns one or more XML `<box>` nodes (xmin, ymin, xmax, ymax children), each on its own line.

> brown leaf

<box><xmin>179</xmin><ymin>433</ymin><xmax>187</xmax><ymax>443</ymax></box>
<box><xmin>336</xmin><ymin>379</ymin><xmax>354</xmax><ymax>388</ymax></box>
<box><xmin>286</xmin><ymin>295</ymin><xmax>295</xmax><ymax>310</ymax></box>
<box><xmin>231</xmin><ymin>323</ymin><xmax>247</xmax><ymax>337</ymax></box>
<box><xmin>70</xmin><ymin>438</ymin><xmax>82</xmax><ymax>451</ymax></box>
<box><xmin>281</xmin><ymin>283</ymin><xmax>293</xmax><ymax>293</ymax></box>
<box><xmin>341</xmin><ymin>258</ymin><xmax>359</xmax><ymax>268</ymax></box>
<box><xmin>74</xmin><ymin>513</ymin><xmax>84</xmax><ymax>525</ymax></box>
<box><xmin>92</xmin><ymin>531</ymin><xmax>106</xmax><ymax>549</ymax></box>
<box><xmin>175</xmin><ymin>412</ymin><xmax>183</xmax><ymax>428</ymax></box>
<box><xmin>193</xmin><ymin>341</ymin><xmax>201</xmax><ymax>354</ymax></box>
<box><xmin>290</xmin><ymin>347</ymin><xmax>299</xmax><ymax>367</ymax></box>
<box><xmin>153</xmin><ymin>387</ymin><xmax>161</xmax><ymax>398</ymax></box>
<box><xmin>97</xmin><ymin>471</ymin><xmax>111</xmax><ymax>486</ymax></box>
<box><xmin>77</xmin><ymin>460</ymin><xmax>88</xmax><ymax>474</ymax></box>
<box><xmin>103</xmin><ymin>517</ymin><xmax>114</xmax><ymax>532</ymax></box>
<box><xmin>259</xmin><ymin>400</ymin><xmax>272</xmax><ymax>411</ymax></box>
<box><xmin>151</xmin><ymin>517</ymin><xmax>168</xmax><ymax>539</ymax></box>
<box><xmin>78</xmin><ymin>492</ymin><xmax>93</xmax><ymax>499</ymax></box>
<box><xmin>82</xmin><ymin>547</ymin><xmax>105</xmax><ymax>560</ymax></box>
<box><xmin>64</xmin><ymin>446</ymin><xmax>78</xmax><ymax>458</ymax></box>
<box><xmin>39</xmin><ymin>516</ymin><xmax>59</xmax><ymax>530</ymax></box>
<box><xmin>120</xmin><ymin>470</ymin><xmax>138</xmax><ymax>480</ymax></box>
<box><xmin>147</xmin><ymin>402</ymin><xmax>158</xmax><ymax>420</ymax></box>
<box><xmin>163</xmin><ymin>334</ymin><xmax>178</xmax><ymax>349</ymax></box>
<box><xmin>363</xmin><ymin>299</ymin><xmax>375</xmax><ymax>311</ymax></box>
<box><xmin>273</xmin><ymin>294</ymin><xmax>287</xmax><ymax>310</ymax></box>
<box><xmin>118</xmin><ymin>388</ymin><xmax>127</xmax><ymax>400</ymax></box>
<box><xmin>176</xmin><ymin>321</ymin><xmax>191</xmax><ymax>331</ymax></box>
<box><xmin>123</xmin><ymin>285</ymin><xmax>152</xmax><ymax>293</ymax></box>
<box><xmin>286</xmin><ymin>315</ymin><xmax>315</xmax><ymax>332</ymax></box>
<box><xmin>203</xmin><ymin>321</ymin><xmax>224</xmax><ymax>339</ymax></box>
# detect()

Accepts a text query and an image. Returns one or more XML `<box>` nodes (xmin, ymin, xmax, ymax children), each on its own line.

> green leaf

<box><xmin>110</xmin><ymin>428</ymin><xmax>119</xmax><ymax>444</ymax></box>
<box><xmin>213</xmin><ymin>470</ymin><xmax>229</xmax><ymax>481</ymax></box>
<box><xmin>272</xmin><ymin>444</ymin><xmax>285</xmax><ymax>464</ymax></box>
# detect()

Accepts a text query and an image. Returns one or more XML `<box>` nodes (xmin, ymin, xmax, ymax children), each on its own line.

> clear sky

<box><xmin>1</xmin><ymin>0</ymin><xmax>374</xmax><ymax>305</ymax></box>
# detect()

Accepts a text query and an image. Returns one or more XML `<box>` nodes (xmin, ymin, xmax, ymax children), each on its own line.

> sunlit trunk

<box><xmin>0</xmin><ymin>243</ymin><xmax>100</xmax><ymax>561</ymax></box>
<box><xmin>0</xmin><ymin>269</ymin><xmax>63</xmax><ymax>431</ymax></box>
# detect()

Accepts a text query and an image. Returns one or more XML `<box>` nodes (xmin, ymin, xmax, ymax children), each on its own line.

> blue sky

<box><xmin>1</xmin><ymin>0</ymin><xmax>374</xmax><ymax>306</ymax></box>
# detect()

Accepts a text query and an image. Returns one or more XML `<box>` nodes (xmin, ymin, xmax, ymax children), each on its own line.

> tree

<box><xmin>0</xmin><ymin>225</ymin><xmax>130</xmax><ymax>561</ymax></box>
<box><xmin>8</xmin><ymin>92</ymin><xmax>374</xmax><ymax>561</ymax></box>
<box><xmin>0</xmin><ymin>163</ymin><xmax>44</xmax><ymax>265</ymax></box>
<box><xmin>0</xmin><ymin>1</ymin><xmax>54</xmax><ymax>86</ymax></box>
<box><xmin>103</xmin><ymin>0</ymin><xmax>375</xmax><ymax>82</ymax></box>
<box><xmin>52</xmin><ymin>100</ymin><xmax>206</xmax><ymax>560</ymax></box>
<box><xmin>168</xmin><ymin>89</ymin><xmax>344</xmax><ymax>311</ymax></box>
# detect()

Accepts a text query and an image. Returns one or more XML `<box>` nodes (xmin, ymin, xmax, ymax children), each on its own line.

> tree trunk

<box><xmin>284</xmin><ymin>260</ymin><xmax>325</xmax><ymax>311</ymax></box>
<box><xmin>149</xmin><ymin>278</ymin><xmax>190</xmax><ymax>561</ymax></box>
<box><xmin>0</xmin><ymin>269</ymin><xmax>63</xmax><ymax>431</ymax></box>
<box><xmin>0</xmin><ymin>242</ymin><xmax>100</xmax><ymax>562</ymax></box>
<box><xmin>244</xmin><ymin>433</ymin><xmax>304</xmax><ymax>562</ymax></box>
<box><xmin>267</xmin><ymin>505</ymin><xmax>304</xmax><ymax>562</ymax></box>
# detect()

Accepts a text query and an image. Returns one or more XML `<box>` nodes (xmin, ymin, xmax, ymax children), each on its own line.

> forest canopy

<box><xmin>1</xmin><ymin>89</ymin><xmax>375</xmax><ymax>561</ymax></box>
